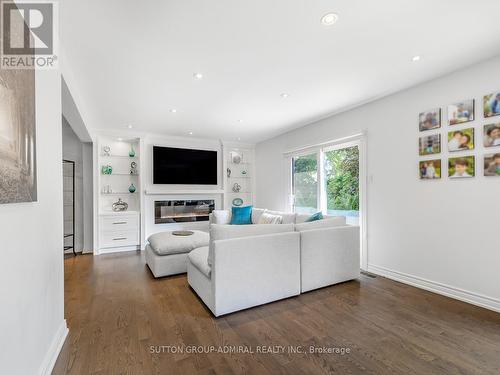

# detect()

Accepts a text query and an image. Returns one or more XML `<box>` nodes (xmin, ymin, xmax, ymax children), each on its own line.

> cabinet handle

<box><xmin>113</xmin><ymin>237</ymin><xmax>127</xmax><ymax>241</ymax></box>
<box><xmin>112</xmin><ymin>221</ymin><xmax>127</xmax><ymax>225</ymax></box>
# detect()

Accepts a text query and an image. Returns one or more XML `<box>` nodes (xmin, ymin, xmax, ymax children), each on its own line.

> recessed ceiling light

<box><xmin>280</xmin><ymin>93</ymin><xmax>290</xmax><ymax>98</ymax></box>
<box><xmin>193</xmin><ymin>72</ymin><xmax>203</xmax><ymax>80</ymax></box>
<box><xmin>321</xmin><ymin>13</ymin><xmax>339</xmax><ymax>26</ymax></box>
<box><xmin>412</xmin><ymin>55</ymin><xmax>421</xmax><ymax>62</ymax></box>
<box><xmin>237</xmin><ymin>137</ymin><xmax>241</xmax><ymax>141</ymax></box>
<box><xmin>127</xmin><ymin>125</ymin><xmax>133</xmax><ymax>129</ymax></box>
<box><xmin>238</xmin><ymin>119</ymin><xmax>243</xmax><ymax>123</ymax></box>
<box><xmin>170</xmin><ymin>109</ymin><xmax>177</xmax><ymax>113</ymax></box>
<box><xmin>188</xmin><ymin>131</ymin><xmax>193</xmax><ymax>135</ymax></box>
<box><xmin>117</xmin><ymin>137</ymin><xmax>123</xmax><ymax>141</ymax></box>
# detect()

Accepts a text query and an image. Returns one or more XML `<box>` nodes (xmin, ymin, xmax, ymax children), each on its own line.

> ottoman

<box><xmin>145</xmin><ymin>230</ymin><xmax>209</xmax><ymax>278</ymax></box>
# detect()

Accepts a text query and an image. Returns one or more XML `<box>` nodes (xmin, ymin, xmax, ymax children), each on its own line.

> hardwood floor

<box><xmin>53</xmin><ymin>251</ymin><xmax>500</xmax><ymax>375</ymax></box>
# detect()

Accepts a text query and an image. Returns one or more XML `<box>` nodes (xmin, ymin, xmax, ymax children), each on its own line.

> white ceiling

<box><xmin>61</xmin><ymin>0</ymin><xmax>500</xmax><ymax>143</ymax></box>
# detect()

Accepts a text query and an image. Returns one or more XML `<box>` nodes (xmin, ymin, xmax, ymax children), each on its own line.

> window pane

<box><xmin>292</xmin><ymin>153</ymin><xmax>318</xmax><ymax>214</ymax></box>
<box><xmin>324</xmin><ymin>146</ymin><xmax>359</xmax><ymax>225</ymax></box>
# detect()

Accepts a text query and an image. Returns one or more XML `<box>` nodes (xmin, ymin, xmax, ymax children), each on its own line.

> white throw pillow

<box><xmin>251</xmin><ymin>208</ymin><xmax>266</xmax><ymax>224</ymax></box>
<box><xmin>211</xmin><ymin>210</ymin><xmax>231</xmax><ymax>225</ymax></box>
<box><xmin>294</xmin><ymin>216</ymin><xmax>347</xmax><ymax>231</ymax></box>
<box><xmin>258</xmin><ymin>212</ymin><xmax>283</xmax><ymax>224</ymax></box>
<box><xmin>265</xmin><ymin>210</ymin><xmax>296</xmax><ymax>224</ymax></box>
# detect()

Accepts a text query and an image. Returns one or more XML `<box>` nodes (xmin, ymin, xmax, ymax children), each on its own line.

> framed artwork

<box><xmin>419</xmin><ymin>134</ymin><xmax>441</xmax><ymax>156</ymax></box>
<box><xmin>447</xmin><ymin>128</ymin><xmax>474</xmax><ymax>152</ymax></box>
<box><xmin>483</xmin><ymin>92</ymin><xmax>500</xmax><ymax>118</ymax></box>
<box><xmin>448</xmin><ymin>99</ymin><xmax>474</xmax><ymax>125</ymax></box>
<box><xmin>419</xmin><ymin>108</ymin><xmax>441</xmax><ymax>132</ymax></box>
<box><xmin>0</xmin><ymin>69</ymin><xmax>37</xmax><ymax>204</ymax></box>
<box><xmin>419</xmin><ymin>159</ymin><xmax>441</xmax><ymax>180</ymax></box>
<box><xmin>483</xmin><ymin>123</ymin><xmax>500</xmax><ymax>148</ymax></box>
<box><xmin>484</xmin><ymin>153</ymin><xmax>500</xmax><ymax>177</ymax></box>
<box><xmin>448</xmin><ymin>156</ymin><xmax>475</xmax><ymax>178</ymax></box>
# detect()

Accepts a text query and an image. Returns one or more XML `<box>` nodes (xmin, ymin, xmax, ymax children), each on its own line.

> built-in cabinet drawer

<box><xmin>100</xmin><ymin>229</ymin><xmax>139</xmax><ymax>249</ymax></box>
<box><xmin>99</xmin><ymin>213</ymin><xmax>140</xmax><ymax>250</ymax></box>
<box><xmin>101</xmin><ymin>214</ymin><xmax>139</xmax><ymax>232</ymax></box>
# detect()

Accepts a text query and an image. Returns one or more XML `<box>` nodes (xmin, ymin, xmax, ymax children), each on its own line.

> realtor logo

<box><xmin>1</xmin><ymin>0</ymin><xmax>58</xmax><ymax>69</ymax></box>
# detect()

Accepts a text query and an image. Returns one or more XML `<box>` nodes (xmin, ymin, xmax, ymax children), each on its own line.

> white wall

<box><xmin>0</xmin><ymin>70</ymin><xmax>67</xmax><ymax>374</ymax></box>
<box><xmin>256</xmin><ymin>56</ymin><xmax>500</xmax><ymax>311</ymax></box>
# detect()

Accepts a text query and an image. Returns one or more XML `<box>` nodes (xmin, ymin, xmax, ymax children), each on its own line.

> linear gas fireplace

<box><xmin>154</xmin><ymin>200</ymin><xmax>215</xmax><ymax>224</ymax></box>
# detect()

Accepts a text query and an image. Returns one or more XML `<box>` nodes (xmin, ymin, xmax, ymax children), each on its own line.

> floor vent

<box><xmin>361</xmin><ymin>271</ymin><xmax>377</xmax><ymax>278</ymax></box>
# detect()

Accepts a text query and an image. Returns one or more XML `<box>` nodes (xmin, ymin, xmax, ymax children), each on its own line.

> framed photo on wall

<box><xmin>419</xmin><ymin>108</ymin><xmax>441</xmax><ymax>132</ymax></box>
<box><xmin>419</xmin><ymin>159</ymin><xmax>441</xmax><ymax>180</ymax></box>
<box><xmin>483</xmin><ymin>123</ymin><xmax>500</xmax><ymax>148</ymax></box>
<box><xmin>484</xmin><ymin>153</ymin><xmax>500</xmax><ymax>177</ymax></box>
<box><xmin>483</xmin><ymin>92</ymin><xmax>500</xmax><ymax>118</ymax></box>
<box><xmin>447</xmin><ymin>128</ymin><xmax>474</xmax><ymax>152</ymax></box>
<box><xmin>448</xmin><ymin>99</ymin><xmax>474</xmax><ymax>125</ymax></box>
<box><xmin>448</xmin><ymin>156</ymin><xmax>475</xmax><ymax>178</ymax></box>
<box><xmin>419</xmin><ymin>134</ymin><xmax>441</xmax><ymax>156</ymax></box>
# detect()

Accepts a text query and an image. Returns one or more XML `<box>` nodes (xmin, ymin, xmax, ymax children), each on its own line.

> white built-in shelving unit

<box><xmin>96</xmin><ymin>137</ymin><xmax>142</xmax><ymax>254</ymax></box>
<box><xmin>222</xmin><ymin>144</ymin><xmax>255</xmax><ymax>208</ymax></box>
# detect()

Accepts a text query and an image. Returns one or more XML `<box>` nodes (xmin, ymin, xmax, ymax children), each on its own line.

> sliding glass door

<box><xmin>291</xmin><ymin>153</ymin><xmax>318</xmax><ymax>214</ymax></box>
<box><xmin>324</xmin><ymin>145</ymin><xmax>359</xmax><ymax>225</ymax></box>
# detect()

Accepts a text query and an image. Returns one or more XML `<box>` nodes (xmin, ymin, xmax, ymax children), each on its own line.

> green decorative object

<box><xmin>232</xmin><ymin>198</ymin><xmax>243</xmax><ymax>206</ymax></box>
<box><xmin>101</xmin><ymin>165</ymin><xmax>113</xmax><ymax>175</ymax></box>
<box><xmin>129</xmin><ymin>145</ymin><xmax>136</xmax><ymax>157</ymax></box>
<box><xmin>128</xmin><ymin>183</ymin><xmax>136</xmax><ymax>193</ymax></box>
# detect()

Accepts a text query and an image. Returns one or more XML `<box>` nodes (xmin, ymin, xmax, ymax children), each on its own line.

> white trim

<box><xmin>38</xmin><ymin>320</ymin><xmax>68</xmax><ymax>375</ymax></box>
<box><xmin>283</xmin><ymin>131</ymin><xmax>365</xmax><ymax>156</ymax></box>
<box><xmin>368</xmin><ymin>264</ymin><xmax>500</xmax><ymax>313</ymax></box>
<box><xmin>145</xmin><ymin>189</ymin><xmax>225</xmax><ymax>195</ymax></box>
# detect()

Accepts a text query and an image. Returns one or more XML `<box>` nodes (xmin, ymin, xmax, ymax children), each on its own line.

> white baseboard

<box><xmin>96</xmin><ymin>245</ymin><xmax>140</xmax><ymax>255</ymax></box>
<box><xmin>39</xmin><ymin>319</ymin><xmax>69</xmax><ymax>375</ymax></box>
<box><xmin>367</xmin><ymin>264</ymin><xmax>500</xmax><ymax>313</ymax></box>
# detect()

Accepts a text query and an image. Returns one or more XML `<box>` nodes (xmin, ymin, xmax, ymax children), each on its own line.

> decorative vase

<box><xmin>232</xmin><ymin>182</ymin><xmax>241</xmax><ymax>193</ymax></box>
<box><xmin>101</xmin><ymin>165</ymin><xmax>112</xmax><ymax>175</ymax></box>
<box><xmin>129</xmin><ymin>145</ymin><xmax>136</xmax><ymax>157</ymax></box>
<box><xmin>128</xmin><ymin>183</ymin><xmax>136</xmax><ymax>193</ymax></box>
<box><xmin>227</xmin><ymin>168</ymin><xmax>231</xmax><ymax>178</ymax></box>
<box><xmin>103</xmin><ymin>146</ymin><xmax>111</xmax><ymax>156</ymax></box>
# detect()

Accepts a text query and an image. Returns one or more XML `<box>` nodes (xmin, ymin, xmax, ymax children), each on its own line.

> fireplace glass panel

<box><xmin>154</xmin><ymin>200</ymin><xmax>215</xmax><ymax>224</ymax></box>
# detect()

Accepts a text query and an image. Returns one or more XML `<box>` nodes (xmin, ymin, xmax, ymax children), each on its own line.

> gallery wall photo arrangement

<box><xmin>419</xmin><ymin>134</ymin><xmax>441</xmax><ymax>156</ymax></box>
<box><xmin>483</xmin><ymin>92</ymin><xmax>500</xmax><ymax>118</ymax></box>
<box><xmin>0</xmin><ymin>69</ymin><xmax>37</xmax><ymax>204</ymax></box>
<box><xmin>448</xmin><ymin>156</ymin><xmax>475</xmax><ymax>178</ymax></box>
<box><xmin>484</xmin><ymin>153</ymin><xmax>500</xmax><ymax>177</ymax></box>
<box><xmin>447</xmin><ymin>128</ymin><xmax>474</xmax><ymax>152</ymax></box>
<box><xmin>448</xmin><ymin>99</ymin><xmax>474</xmax><ymax>125</ymax></box>
<box><xmin>483</xmin><ymin>123</ymin><xmax>500</xmax><ymax>148</ymax></box>
<box><xmin>419</xmin><ymin>108</ymin><xmax>441</xmax><ymax>132</ymax></box>
<box><xmin>419</xmin><ymin>159</ymin><xmax>441</xmax><ymax>180</ymax></box>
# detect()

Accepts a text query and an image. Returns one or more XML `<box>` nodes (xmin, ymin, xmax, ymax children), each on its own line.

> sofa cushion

<box><xmin>211</xmin><ymin>210</ymin><xmax>231</xmax><ymax>225</ymax></box>
<box><xmin>188</xmin><ymin>246</ymin><xmax>211</xmax><ymax>277</ymax></box>
<box><xmin>208</xmin><ymin>223</ymin><xmax>295</xmax><ymax>266</ymax></box>
<box><xmin>258</xmin><ymin>212</ymin><xmax>283</xmax><ymax>224</ymax></box>
<box><xmin>230</xmin><ymin>206</ymin><xmax>253</xmax><ymax>225</ymax></box>
<box><xmin>265</xmin><ymin>210</ymin><xmax>296</xmax><ymax>224</ymax></box>
<box><xmin>148</xmin><ymin>230</ymin><xmax>210</xmax><ymax>255</ymax></box>
<box><xmin>251</xmin><ymin>208</ymin><xmax>266</xmax><ymax>224</ymax></box>
<box><xmin>294</xmin><ymin>216</ymin><xmax>346</xmax><ymax>231</ymax></box>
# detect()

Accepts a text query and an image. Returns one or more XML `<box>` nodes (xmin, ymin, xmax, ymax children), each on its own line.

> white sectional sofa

<box><xmin>187</xmin><ymin>208</ymin><xmax>360</xmax><ymax>317</ymax></box>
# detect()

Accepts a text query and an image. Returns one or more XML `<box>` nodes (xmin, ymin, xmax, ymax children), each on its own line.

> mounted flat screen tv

<box><xmin>153</xmin><ymin>146</ymin><xmax>218</xmax><ymax>185</ymax></box>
